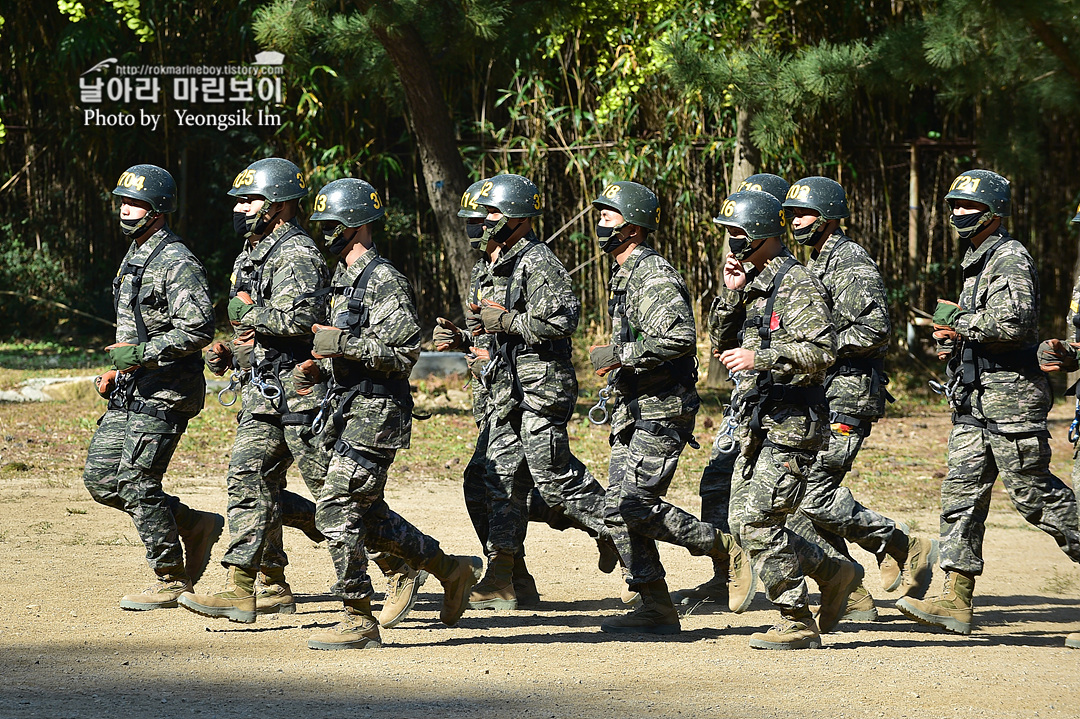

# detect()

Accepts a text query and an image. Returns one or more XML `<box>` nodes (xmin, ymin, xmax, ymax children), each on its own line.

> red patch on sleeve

<box><xmin>769</xmin><ymin>312</ymin><xmax>780</xmax><ymax>331</ymax></box>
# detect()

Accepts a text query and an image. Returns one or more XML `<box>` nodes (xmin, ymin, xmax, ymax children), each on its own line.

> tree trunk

<box><xmin>365</xmin><ymin>17</ymin><xmax>473</xmax><ymax>311</ymax></box>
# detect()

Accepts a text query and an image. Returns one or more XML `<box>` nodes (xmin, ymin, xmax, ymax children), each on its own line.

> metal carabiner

<box><xmin>217</xmin><ymin>372</ymin><xmax>241</xmax><ymax>407</ymax></box>
<box><xmin>588</xmin><ymin>385</ymin><xmax>611</xmax><ymax>425</ymax></box>
<box><xmin>250</xmin><ymin>368</ymin><xmax>283</xmax><ymax>402</ymax></box>
<box><xmin>713</xmin><ymin>414</ymin><xmax>739</xmax><ymax>454</ymax></box>
<box><xmin>1070</xmin><ymin>400</ymin><xmax>1080</xmax><ymax>444</ymax></box>
<box><xmin>928</xmin><ymin>379</ymin><xmax>952</xmax><ymax>398</ymax></box>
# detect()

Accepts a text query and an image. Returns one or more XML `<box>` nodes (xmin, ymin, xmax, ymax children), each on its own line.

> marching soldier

<box><xmin>180</xmin><ymin>157</ymin><xmax>332</xmax><ymax>623</ymax></box>
<box><xmin>434</xmin><ymin>180</ymin><xmax>616</xmax><ymax>607</ymax></box>
<box><xmin>711</xmin><ymin>189</ymin><xmax>862</xmax><ymax>649</ymax></box>
<box><xmin>588</xmin><ymin>181</ymin><xmax>753</xmax><ymax>635</ymax></box>
<box><xmin>464</xmin><ymin>174</ymin><xmax>614</xmax><ymax>611</ymax></box>
<box><xmin>304</xmin><ymin>177</ymin><xmax>482</xmax><ymax>649</ymax></box>
<box><xmin>83</xmin><ymin>164</ymin><xmax>222</xmax><ymax>611</ymax></box>
<box><xmin>782</xmin><ymin>176</ymin><xmax>937</xmax><ymax>618</ymax></box>
<box><xmin>900</xmin><ymin>170</ymin><xmax>1080</xmax><ymax>635</ymax></box>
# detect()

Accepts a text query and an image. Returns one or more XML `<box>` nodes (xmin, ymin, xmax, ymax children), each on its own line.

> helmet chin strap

<box><xmin>120</xmin><ymin>211</ymin><xmax>159</xmax><ymax>238</ymax></box>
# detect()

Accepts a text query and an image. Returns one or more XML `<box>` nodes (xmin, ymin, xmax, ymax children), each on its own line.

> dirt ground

<box><xmin>2</xmin><ymin>387</ymin><xmax>1079</xmax><ymax>718</ymax></box>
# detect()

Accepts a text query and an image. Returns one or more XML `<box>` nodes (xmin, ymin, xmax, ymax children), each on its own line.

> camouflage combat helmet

<box><xmin>735</xmin><ymin>173</ymin><xmax>790</xmax><ymax>205</ymax></box>
<box><xmin>592</xmin><ymin>181</ymin><xmax>660</xmax><ymax>232</ymax></box>
<box><xmin>228</xmin><ymin>157</ymin><xmax>309</xmax><ymax>202</ymax></box>
<box><xmin>475</xmin><ymin>174</ymin><xmax>542</xmax><ymax>218</ymax></box>
<box><xmin>310</xmin><ymin>178</ymin><xmax>385</xmax><ymax>227</ymax></box>
<box><xmin>945</xmin><ymin>169</ymin><xmax>1011</xmax><ymax>217</ymax></box>
<box><xmin>112</xmin><ymin>164</ymin><xmax>177</xmax><ymax>213</ymax></box>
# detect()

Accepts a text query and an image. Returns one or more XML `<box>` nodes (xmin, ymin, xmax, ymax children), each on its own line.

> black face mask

<box><xmin>950</xmin><ymin>210</ymin><xmax>992</xmax><ymax>240</ymax></box>
<box><xmin>232</xmin><ymin>211</ymin><xmax>250</xmax><ymax>236</ymax></box>
<box><xmin>482</xmin><ymin>217</ymin><xmax>517</xmax><ymax>246</ymax></box>
<box><xmin>596</xmin><ymin>223</ymin><xmax>629</xmax><ymax>253</ymax></box>
<box><xmin>466</xmin><ymin>222</ymin><xmax>486</xmax><ymax>250</ymax></box>
<box><xmin>728</xmin><ymin>234</ymin><xmax>764</xmax><ymax>261</ymax></box>
<box><xmin>325</xmin><ymin>224</ymin><xmax>350</xmax><ymax>256</ymax></box>
<box><xmin>120</xmin><ymin>212</ymin><xmax>156</xmax><ymax>238</ymax></box>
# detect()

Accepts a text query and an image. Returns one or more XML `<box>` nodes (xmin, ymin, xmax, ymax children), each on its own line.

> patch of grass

<box><xmin>29</xmin><ymin>521</ymin><xmax>53</xmax><ymax>535</ymax></box>
<box><xmin>65</xmin><ymin>507</ymin><xmax>87</xmax><ymax>515</ymax></box>
<box><xmin>94</xmin><ymin>534</ymin><xmax>139</xmax><ymax>547</ymax></box>
<box><xmin>3</xmin><ymin>461</ymin><xmax>30</xmax><ymax>472</ymax></box>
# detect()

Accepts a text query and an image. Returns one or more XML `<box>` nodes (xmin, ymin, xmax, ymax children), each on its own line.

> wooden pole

<box><xmin>907</xmin><ymin>142</ymin><xmax>919</xmax><ymax>350</ymax></box>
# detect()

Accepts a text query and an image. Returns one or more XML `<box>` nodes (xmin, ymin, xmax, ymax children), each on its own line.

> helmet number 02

<box><xmin>786</xmin><ymin>184</ymin><xmax>812</xmax><ymax>202</ymax></box>
<box><xmin>719</xmin><ymin>198</ymin><xmax>737</xmax><ymax>217</ymax></box>
<box><xmin>117</xmin><ymin>172</ymin><xmax>146</xmax><ymax>191</ymax></box>
<box><xmin>949</xmin><ymin>175</ymin><xmax>982</xmax><ymax>193</ymax></box>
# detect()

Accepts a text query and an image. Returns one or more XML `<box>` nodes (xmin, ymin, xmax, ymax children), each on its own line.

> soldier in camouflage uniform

<box><xmin>84</xmin><ymin>164</ymin><xmax>223</xmax><ymax>611</ymax></box>
<box><xmin>585</xmin><ymin>181</ymin><xmax>753</xmax><ymax>635</ymax></box>
<box><xmin>179</xmin><ymin>158</ymin><xmax>332</xmax><ymax>624</ymax></box>
<box><xmin>1037</xmin><ymin>199</ymin><xmax>1080</xmax><ymax>650</ymax></box>
<box><xmin>782</xmin><ymin>176</ymin><xmax>938</xmax><ymax>621</ymax></box>
<box><xmin>672</xmin><ymin>173</ymin><xmax>789</xmax><ymax>609</ymax></box>
<box><xmin>302</xmin><ymin>177</ymin><xmax>481</xmax><ymax>650</ymax></box>
<box><xmin>711</xmin><ymin>189</ymin><xmax>863</xmax><ymax>649</ymax></box>
<box><xmin>433</xmin><ymin>180</ymin><xmax>617</xmax><ymax>607</ymax></box>
<box><xmin>898</xmin><ymin>170</ymin><xmax>1080</xmax><ymax>635</ymax></box>
<box><xmin>463</xmin><ymin>173</ymin><xmax>613</xmax><ymax>610</ymax></box>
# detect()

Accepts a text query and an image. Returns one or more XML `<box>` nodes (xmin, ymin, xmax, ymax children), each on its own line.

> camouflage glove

<box><xmin>228</xmin><ymin>291</ymin><xmax>255</xmax><ymax>326</ymax></box>
<box><xmin>467</xmin><ymin>347</ymin><xmax>490</xmax><ymax>379</ymax></box>
<box><xmin>464</xmin><ymin>304</ymin><xmax>483</xmax><ymax>336</ymax></box>
<box><xmin>204</xmin><ymin>341</ymin><xmax>233</xmax><ymax>376</ymax></box>
<box><xmin>94</xmin><ymin>369</ymin><xmax>117</xmax><ymax>398</ymax></box>
<box><xmin>291</xmin><ymin>359</ymin><xmax>322</xmax><ymax>395</ymax></box>
<box><xmin>932</xmin><ymin>328</ymin><xmax>958</xmax><ymax>361</ymax></box>
<box><xmin>588</xmin><ymin>344</ymin><xmax>621</xmax><ymax>377</ymax></box>
<box><xmin>931</xmin><ymin>299</ymin><xmax>968</xmax><ymax>329</ymax></box>
<box><xmin>312</xmin><ymin>324</ymin><xmax>346</xmax><ymax>359</ymax></box>
<box><xmin>1038</xmin><ymin>338</ymin><xmax>1080</xmax><ymax>373</ymax></box>
<box><xmin>231</xmin><ymin>334</ymin><xmax>254</xmax><ymax>370</ymax></box>
<box><xmin>105</xmin><ymin>342</ymin><xmax>144</xmax><ymax>372</ymax></box>
<box><xmin>433</xmin><ymin>317</ymin><xmax>468</xmax><ymax>351</ymax></box>
<box><xmin>479</xmin><ymin>299</ymin><xmax>519</xmax><ymax>334</ymax></box>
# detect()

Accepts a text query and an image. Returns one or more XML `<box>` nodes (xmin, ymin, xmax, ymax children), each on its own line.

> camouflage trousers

<box><xmin>464</xmin><ymin>421</ymin><xmax>601</xmax><ymax>554</ymax></box>
<box><xmin>942</xmin><ymin>423</ymin><xmax>1080</xmax><ymax>575</ymax></box>
<box><xmin>604</xmin><ymin>420</ymin><xmax>714</xmax><ymax>586</ymax></box>
<box><xmin>221</xmin><ymin>412</ymin><xmax>329</xmax><ymax>572</ymax></box>
<box><xmin>485</xmin><ymin>408</ymin><xmax>608</xmax><ymax>556</ymax></box>
<box><xmin>731</xmin><ymin>438</ymin><xmax>828</xmax><ymax>612</ymax></box>
<box><xmin>83</xmin><ymin>409</ymin><xmax>194</xmax><ymax>576</ymax></box>
<box><xmin>794</xmin><ymin>424</ymin><xmax>897</xmax><ymax>560</ymax></box>
<box><xmin>319</xmin><ymin>434</ymin><xmax>440</xmax><ymax>601</ymax></box>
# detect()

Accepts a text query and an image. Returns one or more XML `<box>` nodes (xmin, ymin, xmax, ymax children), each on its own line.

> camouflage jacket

<box><xmin>112</xmin><ymin>227</ymin><xmax>214</xmax><ymax>423</ymax></box>
<box><xmin>476</xmin><ymin>233</ymin><xmax>580</xmax><ymax>423</ymax></box>
<box><xmin>946</xmin><ymin>229</ymin><xmax>1050</xmax><ymax>432</ymax></box>
<box><xmin>466</xmin><ymin>257</ymin><xmax>495</xmax><ymax>426</ymax></box>
<box><xmin>807</xmin><ymin>230</ymin><xmax>891</xmax><ymax>420</ymax></box>
<box><xmin>709</xmin><ymin>247</ymin><xmax>837</xmax><ymax>451</ymax></box>
<box><xmin>1067</xmin><ymin>272</ymin><xmax>1080</xmax><ymax>344</ymax></box>
<box><xmin>230</xmin><ymin>219</ymin><xmax>330</xmax><ymax>416</ymax></box>
<box><xmin>607</xmin><ymin>245</ymin><xmax>700</xmax><ymax>433</ymax></box>
<box><xmin>326</xmin><ymin>247</ymin><xmax>420</xmax><ymax>449</ymax></box>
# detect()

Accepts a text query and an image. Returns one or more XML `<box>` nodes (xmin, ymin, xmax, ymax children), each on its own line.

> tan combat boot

<box><xmin>601</xmin><ymin>579</ymin><xmax>681</xmax><ymax>635</ymax></box>
<box><xmin>179</xmin><ymin>510</ymin><xmax>224</xmax><ymax>586</ymax></box>
<box><xmin>512</xmin><ymin>554</ymin><xmax>540</xmax><ymax>608</ymax></box>
<box><xmin>813</xmin><ymin>557</ymin><xmax>863</xmax><ymax>633</ymax></box>
<box><xmin>178</xmin><ymin>566</ymin><xmax>257</xmax><ymax>623</ymax></box>
<box><xmin>120</xmin><ymin>573</ymin><xmax>192</xmax><ymax>611</ymax></box>
<box><xmin>749</xmin><ymin>609</ymin><xmax>822</xmax><ymax>650</ymax></box>
<box><xmin>377</xmin><ymin>565</ymin><xmax>428</xmax><ymax>628</ymax></box>
<box><xmin>308</xmin><ymin>600</ymin><xmax>381</xmax><ymax>650</ymax></box>
<box><xmin>423</xmin><ymin>552</ymin><xmax>483</xmax><ymax>626</ymax></box>
<box><xmin>468</xmin><ymin>552</ymin><xmax>516</xmax><ymax>610</ymax></box>
<box><xmin>842</xmin><ymin>582</ymin><xmax>878</xmax><ymax>622</ymax></box>
<box><xmin>255</xmin><ymin>570</ymin><xmax>296</xmax><ymax>616</ymax></box>
<box><xmin>896</xmin><ymin>535</ymin><xmax>939</xmax><ymax>598</ymax></box>
<box><xmin>1066</xmin><ymin>633</ymin><xmax>1080</xmax><ymax>649</ymax></box>
<box><xmin>895</xmin><ymin>571</ymin><xmax>974</xmax><ymax>635</ymax></box>
<box><xmin>619</xmin><ymin>566</ymin><xmax>641</xmax><ymax>606</ymax></box>
<box><xmin>714</xmin><ymin>531</ymin><xmax>757</xmax><ymax>613</ymax></box>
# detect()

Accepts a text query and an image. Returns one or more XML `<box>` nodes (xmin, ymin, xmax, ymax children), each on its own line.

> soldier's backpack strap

<box><xmin>112</xmin><ymin>234</ymin><xmax>177</xmax><ymax>344</ymax></box>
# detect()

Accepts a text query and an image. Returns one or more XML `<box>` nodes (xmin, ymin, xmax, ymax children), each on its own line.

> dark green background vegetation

<box><xmin>3</xmin><ymin>0</ymin><xmax>1080</xmax><ymax>358</ymax></box>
